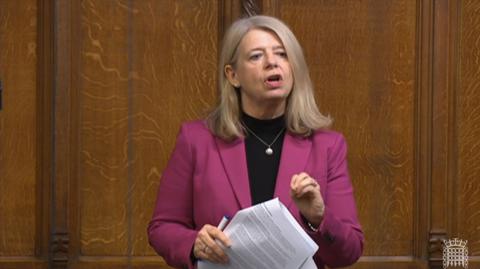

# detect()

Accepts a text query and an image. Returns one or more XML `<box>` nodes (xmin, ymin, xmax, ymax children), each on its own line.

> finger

<box><xmin>204</xmin><ymin>243</ymin><xmax>228</xmax><ymax>264</ymax></box>
<box><xmin>202</xmin><ymin>228</ymin><xmax>229</xmax><ymax>263</ymax></box>
<box><xmin>204</xmin><ymin>246</ymin><xmax>227</xmax><ymax>264</ymax></box>
<box><xmin>295</xmin><ymin>178</ymin><xmax>320</xmax><ymax>194</ymax></box>
<box><xmin>193</xmin><ymin>227</ymin><xmax>209</xmax><ymax>258</ymax></box>
<box><xmin>211</xmin><ymin>229</ymin><xmax>232</xmax><ymax>247</ymax></box>
<box><xmin>296</xmin><ymin>172</ymin><xmax>310</xmax><ymax>188</ymax></box>
<box><xmin>297</xmin><ymin>172</ymin><xmax>310</xmax><ymax>179</ymax></box>
<box><xmin>194</xmin><ymin>225</ymin><xmax>215</xmax><ymax>258</ymax></box>
<box><xmin>197</xmin><ymin>227</ymin><xmax>213</xmax><ymax>248</ymax></box>
<box><xmin>296</xmin><ymin>177</ymin><xmax>319</xmax><ymax>190</ymax></box>
<box><xmin>290</xmin><ymin>175</ymin><xmax>297</xmax><ymax>197</ymax></box>
<box><xmin>295</xmin><ymin>184</ymin><xmax>318</xmax><ymax>197</ymax></box>
<box><xmin>291</xmin><ymin>180</ymin><xmax>317</xmax><ymax>198</ymax></box>
<box><xmin>208</xmin><ymin>230</ymin><xmax>230</xmax><ymax>262</ymax></box>
<box><xmin>291</xmin><ymin>175</ymin><xmax>312</xmax><ymax>195</ymax></box>
<box><xmin>292</xmin><ymin>173</ymin><xmax>311</xmax><ymax>189</ymax></box>
<box><xmin>290</xmin><ymin>174</ymin><xmax>299</xmax><ymax>189</ymax></box>
<box><xmin>291</xmin><ymin>173</ymin><xmax>306</xmax><ymax>190</ymax></box>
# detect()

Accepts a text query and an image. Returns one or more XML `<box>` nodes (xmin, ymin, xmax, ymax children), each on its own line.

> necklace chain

<box><xmin>242</xmin><ymin>123</ymin><xmax>285</xmax><ymax>155</ymax></box>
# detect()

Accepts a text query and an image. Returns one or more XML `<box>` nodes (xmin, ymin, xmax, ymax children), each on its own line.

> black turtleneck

<box><xmin>242</xmin><ymin>112</ymin><xmax>286</xmax><ymax>205</ymax></box>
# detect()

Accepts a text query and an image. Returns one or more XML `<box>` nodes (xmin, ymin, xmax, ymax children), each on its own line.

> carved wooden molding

<box><xmin>51</xmin><ymin>0</ymin><xmax>74</xmax><ymax>267</ymax></box>
<box><xmin>37</xmin><ymin>0</ymin><xmax>54</xmax><ymax>263</ymax></box>
<box><xmin>242</xmin><ymin>0</ymin><xmax>260</xmax><ymax>17</ymax></box>
<box><xmin>218</xmin><ymin>0</ymin><xmax>279</xmax><ymax>42</ymax></box>
<box><xmin>427</xmin><ymin>0</ymin><xmax>461</xmax><ymax>267</ymax></box>
<box><xmin>415</xmin><ymin>0</ymin><xmax>434</xmax><ymax>261</ymax></box>
<box><xmin>51</xmin><ymin>232</ymin><xmax>69</xmax><ymax>268</ymax></box>
<box><xmin>428</xmin><ymin>230</ymin><xmax>447</xmax><ymax>264</ymax></box>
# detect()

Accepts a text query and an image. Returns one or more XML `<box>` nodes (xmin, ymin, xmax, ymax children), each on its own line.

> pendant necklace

<box><xmin>243</xmin><ymin>124</ymin><xmax>285</xmax><ymax>155</ymax></box>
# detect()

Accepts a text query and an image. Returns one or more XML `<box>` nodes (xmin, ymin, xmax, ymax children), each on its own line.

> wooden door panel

<box><xmin>69</xmin><ymin>0</ymin><xmax>219</xmax><ymax>268</ymax></box>
<box><xmin>279</xmin><ymin>0</ymin><xmax>417</xmax><ymax>261</ymax></box>
<box><xmin>0</xmin><ymin>0</ymin><xmax>38</xmax><ymax>256</ymax></box>
<box><xmin>77</xmin><ymin>0</ymin><xmax>131</xmax><ymax>256</ymax></box>
<box><xmin>457</xmin><ymin>0</ymin><xmax>480</xmax><ymax>260</ymax></box>
<box><xmin>129</xmin><ymin>0</ymin><xmax>218</xmax><ymax>257</ymax></box>
<box><xmin>0</xmin><ymin>0</ymin><xmax>50</xmax><ymax>268</ymax></box>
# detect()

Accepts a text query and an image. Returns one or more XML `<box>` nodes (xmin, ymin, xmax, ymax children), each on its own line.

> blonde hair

<box><xmin>207</xmin><ymin>15</ymin><xmax>332</xmax><ymax>141</ymax></box>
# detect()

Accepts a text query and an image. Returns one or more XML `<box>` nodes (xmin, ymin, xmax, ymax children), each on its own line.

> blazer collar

<box><xmin>215</xmin><ymin>137</ymin><xmax>252</xmax><ymax>209</ymax></box>
<box><xmin>216</xmin><ymin>132</ymin><xmax>312</xmax><ymax>210</ymax></box>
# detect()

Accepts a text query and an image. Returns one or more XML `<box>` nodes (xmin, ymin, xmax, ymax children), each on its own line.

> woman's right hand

<box><xmin>193</xmin><ymin>224</ymin><xmax>231</xmax><ymax>264</ymax></box>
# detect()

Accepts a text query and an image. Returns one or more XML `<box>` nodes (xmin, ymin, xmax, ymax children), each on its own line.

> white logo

<box><xmin>443</xmin><ymin>238</ymin><xmax>468</xmax><ymax>268</ymax></box>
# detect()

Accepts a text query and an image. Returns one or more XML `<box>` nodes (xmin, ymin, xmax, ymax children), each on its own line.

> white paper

<box><xmin>299</xmin><ymin>257</ymin><xmax>317</xmax><ymax>269</ymax></box>
<box><xmin>198</xmin><ymin>198</ymin><xmax>318</xmax><ymax>269</ymax></box>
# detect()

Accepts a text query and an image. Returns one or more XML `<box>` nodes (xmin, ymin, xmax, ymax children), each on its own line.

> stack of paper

<box><xmin>198</xmin><ymin>198</ymin><xmax>318</xmax><ymax>269</ymax></box>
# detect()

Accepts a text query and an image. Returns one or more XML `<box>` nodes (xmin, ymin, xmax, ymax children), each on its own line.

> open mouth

<box><xmin>264</xmin><ymin>74</ymin><xmax>283</xmax><ymax>88</ymax></box>
<box><xmin>266</xmin><ymin>74</ymin><xmax>282</xmax><ymax>82</ymax></box>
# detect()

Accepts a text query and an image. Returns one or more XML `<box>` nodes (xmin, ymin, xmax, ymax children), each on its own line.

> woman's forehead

<box><xmin>238</xmin><ymin>28</ymin><xmax>284</xmax><ymax>51</ymax></box>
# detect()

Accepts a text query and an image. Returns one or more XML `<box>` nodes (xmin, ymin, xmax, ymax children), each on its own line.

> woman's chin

<box><xmin>264</xmin><ymin>89</ymin><xmax>291</xmax><ymax>99</ymax></box>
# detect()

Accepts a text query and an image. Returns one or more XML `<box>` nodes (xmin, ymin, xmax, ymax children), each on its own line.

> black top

<box><xmin>242</xmin><ymin>112</ymin><xmax>286</xmax><ymax>205</ymax></box>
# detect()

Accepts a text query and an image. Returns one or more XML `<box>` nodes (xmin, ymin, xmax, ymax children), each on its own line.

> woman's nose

<box><xmin>265</xmin><ymin>52</ymin><xmax>278</xmax><ymax>68</ymax></box>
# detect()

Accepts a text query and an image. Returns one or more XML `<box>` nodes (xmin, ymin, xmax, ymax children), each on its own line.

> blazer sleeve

<box><xmin>306</xmin><ymin>134</ymin><xmax>364</xmax><ymax>268</ymax></box>
<box><xmin>147</xmin><ymin>124</ymin><xmax>198</xmax><ymax>269</ymax></box>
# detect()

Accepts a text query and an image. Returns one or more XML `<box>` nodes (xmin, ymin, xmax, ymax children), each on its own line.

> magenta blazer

<box><xmin>148</xmin><ymin>120</ymin><xmax>363</xmax><ymax>269</ymax></box>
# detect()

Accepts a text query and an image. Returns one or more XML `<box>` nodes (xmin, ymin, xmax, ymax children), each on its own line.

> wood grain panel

<box><xmin>428</xmin><ymin>1</ymin><xmax>461</xmax><ymax>267</ymax></box>
<box><xmin>51</xmin><ymin>1</ymin><xmax>72</xmax><ymax>267</ymax></box>
<box><xmin>10</xmin><ymin>0</ymin><xmax>475</xmax><ymax>268</ymax></box>
<box><xmin>457</xmin><ymin>0</ymin><xmax>480</xmax><ymax>258</ymax></box>
<box><xmin>71</xmin><ymin>0</ymin><xmax>221</xmax><ymax>266</ymax></box>
<box><xmin>70</xmin><ymin>256</ymin><xmax>170</xmax><ymax>269</ymax></box>
<box><xmin>0</xmin><ymin>0</ymin><xmax>39</xmax><ymax>257</ymax></box>
<box><xmin>129</xmin><ymin>0</ymin><xmax>218</xmax><ymax>258</ymax></box>
<box><xmin>279</xmin><ymin>0</ymin><xmax>417</xmax><ymax>256</ymax></box>
<box><xmin>77</xmin><ymin>0</ymin><xmax>131</xmax><ymax>256</ymax></box>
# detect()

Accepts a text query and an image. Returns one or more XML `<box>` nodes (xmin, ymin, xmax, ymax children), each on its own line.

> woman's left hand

<box><xmin>290</xmin><ymin>172</ymin><xmax>325</xmax><ymax>227</ymax></box>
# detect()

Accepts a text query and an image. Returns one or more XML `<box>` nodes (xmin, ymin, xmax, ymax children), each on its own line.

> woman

<box><xmin>148</xmin><ymin>15</ymin><xmax>363</xmax><ymax>269</ymax></box>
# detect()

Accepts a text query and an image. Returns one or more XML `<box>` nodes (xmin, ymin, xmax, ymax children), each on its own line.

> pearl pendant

<box><xmin>265</xmin><ymin>147</ymin><xmax>273</xmax><ymax>155</ymax></box>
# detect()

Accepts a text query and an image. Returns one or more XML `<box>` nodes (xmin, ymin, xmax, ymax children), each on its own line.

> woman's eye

<box><xmin>249</xmin><ymin>54</ymin><xmax>262</xmax><ymax>60</ymax></box>
<box><xmin>277</xmin><ymin>52</ymin><xmax>287</xmax><ymax>58</ymax></box>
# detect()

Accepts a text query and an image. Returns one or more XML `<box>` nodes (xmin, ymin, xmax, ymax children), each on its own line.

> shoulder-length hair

<box><xmin>207</xmin><ymin>15</ymin><xmax>332</xmax><ymax>141</ymax></box>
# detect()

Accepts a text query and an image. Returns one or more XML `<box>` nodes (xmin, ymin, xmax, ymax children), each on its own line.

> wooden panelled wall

<box><xmin>0</xmin><ymin>0</ymin><xmax>479</xmax><ymax>268</ymax></box>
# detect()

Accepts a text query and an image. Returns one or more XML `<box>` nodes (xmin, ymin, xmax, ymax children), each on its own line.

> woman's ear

<box><xmin>224</xmin><ymin>65</ymin><xmax>240</xmax><ymax>88</ymax></box>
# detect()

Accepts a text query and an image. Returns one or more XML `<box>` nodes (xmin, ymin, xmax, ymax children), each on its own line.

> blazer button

<box><xmin>323</xmin><ymin>232</ymin><xmax>335</xmax><ymax>244</ymax></box>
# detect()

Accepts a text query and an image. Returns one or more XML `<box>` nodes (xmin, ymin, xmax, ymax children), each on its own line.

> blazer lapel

<box><xmin>215</xmin><ymin>137</ymin><xmax>252</xmax><ymax>209</ymax></box>
<box><xmin>274</xmin><ymin>133</ymin><xmax>312</xmax><ymax>209</ymax></box>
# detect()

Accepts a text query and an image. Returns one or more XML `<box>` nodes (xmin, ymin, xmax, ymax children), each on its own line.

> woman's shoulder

<box><xmin>177</xmin><ymin>119</ymin><xmax>215</xmax><ymax>142</ymax></box>
<box><xmin>179</xmin><ymin>119</ymin><xmax>208</xmax><ymax>131</ymax></box>
<box><xmin>178</xmin><ymin>119</ymin><xmax>211</xmax><ymax>134</ymax></box>
<box><xmin>310</xmin><ymin>128</ymin><xmax>347</xmax><ymax>147</ymax></box>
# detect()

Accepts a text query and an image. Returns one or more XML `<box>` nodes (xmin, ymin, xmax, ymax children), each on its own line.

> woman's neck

<box><xmin>241</xmin><ymin>111</ymin><xmax>285</xmax><ymax>133</ymax></box>
<box><xmin>241</xmin><ymin>102</ymin><xmax>286</xmax><ymax>119</ymax></box>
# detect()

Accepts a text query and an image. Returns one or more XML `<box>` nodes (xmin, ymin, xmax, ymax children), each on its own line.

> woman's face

<box><xmin>225</xmin><ymin>29</ymin><xmax>293</xmax><ymax>116</ymax></box>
